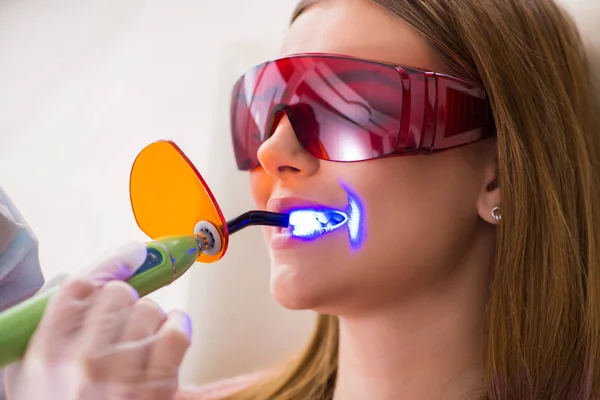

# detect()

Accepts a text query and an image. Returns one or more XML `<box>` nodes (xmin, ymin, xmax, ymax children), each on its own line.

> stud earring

<box><xmin>491</xmin><ymin>206</ymin><xmax>501</xmax><ymax>222</ymax></box>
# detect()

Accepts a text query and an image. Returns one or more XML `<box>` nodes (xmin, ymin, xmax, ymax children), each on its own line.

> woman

<box><xmin>7</xmin><ymin>0</ymin><xmax>598</xmax><ymax>399</ymax></box>
<box><xmin>179</xmin><ymin>0</ymin><xmax>600</xmax><ymax>399</ymax></box>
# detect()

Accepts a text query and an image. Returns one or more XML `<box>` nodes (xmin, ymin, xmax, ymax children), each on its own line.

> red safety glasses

<box><xmin>230</xmin><ymin>53</ymin><xmax>495</xmax><ymax>171</ymax></box>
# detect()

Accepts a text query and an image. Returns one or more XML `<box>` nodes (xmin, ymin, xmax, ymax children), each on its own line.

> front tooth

<box><xmin>316</xmin><ymin>212</ymin><xmax>328</xmax><ymax>224</ymax></box>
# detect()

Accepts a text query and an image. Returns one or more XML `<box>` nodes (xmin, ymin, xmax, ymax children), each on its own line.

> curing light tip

<box><xmin>288</xmin><ymin>209</ymin><xmax>348</xmax><ymax>239</ymax></box>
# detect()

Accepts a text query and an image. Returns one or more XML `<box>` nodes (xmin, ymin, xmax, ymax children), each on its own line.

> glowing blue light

<box><xmin>283</xmin><ymin>185</ymin><xmax>366</xmax><ymax>248</ymax></box>
<box><xmin>289</xmin><ymin>209</ymin><xmax>349</xmax><ymax>239</ymax></box>
<box><xmin>342</xmin><ymin>185</ymin><xmax>366</xmax><ymax>250</ymax></box>
<box><xmin>348</xmin><ymin>197</ymin><xmax>360</xmax><ymax>242</ymax></box>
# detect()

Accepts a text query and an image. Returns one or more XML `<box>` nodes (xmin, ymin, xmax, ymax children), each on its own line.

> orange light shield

<box><xmin>129</xmin><ymin>140</ymin><xmax>229</xmax><ymax>263</ymax></box>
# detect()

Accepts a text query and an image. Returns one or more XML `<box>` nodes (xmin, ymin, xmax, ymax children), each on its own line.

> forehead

<box><xmin>282</xmin><ymin>0</ymin><xmax>445</xmax><ymax>72</ymax></box>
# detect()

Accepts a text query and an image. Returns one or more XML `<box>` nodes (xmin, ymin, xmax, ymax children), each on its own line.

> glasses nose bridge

<box><xmin>265</xmin><ymin>104</ymin><xmax>301</xmax><ymax>146</ymax></box>
<box><xmin>256</xmin><ymin>103</ymin><xmax>320</xmax><ymax>177</ymax></box>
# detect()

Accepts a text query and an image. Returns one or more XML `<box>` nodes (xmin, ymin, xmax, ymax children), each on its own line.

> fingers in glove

<box><xmin>79</xmin><ymin>281</ymin><xmax>139</xmax><ymax>356</ymax></box>
<box><xmin>144</xmin><ymin>310</ymin><xmax>192</xmax><ymax>400</ymax></box>
<box><xmin>107</xmin><ymin>298</ymin><xmax>166</xmax><ymax>382</ymax></box>
<box><xmin>30</xmin><ymin>240</ymin><xmax>147</xmax><ymax>351</ymax></box>
<box><xmin>30</xmin><ymin>277</ymin><xmax>99</xmax><ymax>358</ymax></box>
<box><xmin>84</xmin><ymin>241</ymin><xmax>148</xmax><ymax>285</ymax></box>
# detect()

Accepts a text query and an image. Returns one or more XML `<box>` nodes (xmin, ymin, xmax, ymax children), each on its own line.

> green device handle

<box><xmin>0</xmin><ymin>235</ymin><xmax>201</xmax><ymax>368</ymax></box>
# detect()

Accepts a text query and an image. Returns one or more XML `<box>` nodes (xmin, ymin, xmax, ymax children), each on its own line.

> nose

<box><xmin>257</xmin><ymin>112</ymin><xmax>320</xmax><ymax>178</ymax></box>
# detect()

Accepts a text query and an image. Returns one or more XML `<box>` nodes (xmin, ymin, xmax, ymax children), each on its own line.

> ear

<box><xmin>476</xmin><ymin>149</ymin><xmax>500</xmax><ymax>225</ymax></box>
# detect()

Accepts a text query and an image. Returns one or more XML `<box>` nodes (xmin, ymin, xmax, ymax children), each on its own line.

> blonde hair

<box><xmin>223</xmin><ymin>0</ymin><xmax>600</xmax><ymax>398</ymax></box>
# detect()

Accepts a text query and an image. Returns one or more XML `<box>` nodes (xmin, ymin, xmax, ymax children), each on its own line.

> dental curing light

<box><xmin>0</xmin><ymin>140</ymin><xmax>352</xmax><ymax>368</ymax></box>
<box><xmin>0</xmin><ymin>211</ymin><xmax>289</xmax><ymax>368</ymax></box>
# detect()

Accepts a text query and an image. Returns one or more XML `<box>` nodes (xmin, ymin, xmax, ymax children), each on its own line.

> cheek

<box><xmin>343</xmin><ymin>157</ymin><xmax>482</xmax><ymax>276</ymax></box>
<box><xmin>352</xmin><ymin>155</ymin><xmax>479</xmax><ymax>220</ymax></box>
<box><xmin>252</xmin><ymin>156</ymin><xmax>484</xmax><ymax>312</ymax></box>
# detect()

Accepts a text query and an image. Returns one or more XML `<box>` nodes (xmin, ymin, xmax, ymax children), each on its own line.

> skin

<box><xmin>250</xmin><ymin>0</ymin><xmax>500</xmax><ymax>398</ymax></box>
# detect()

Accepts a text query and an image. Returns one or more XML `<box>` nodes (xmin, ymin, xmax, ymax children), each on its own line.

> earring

<box><xmin>491</xmin><ymin>206</ymin><xmax>501</xmax><ymax>222</ymax></box>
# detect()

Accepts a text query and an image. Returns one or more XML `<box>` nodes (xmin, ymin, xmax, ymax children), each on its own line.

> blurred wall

<box><xmin>0</xmin><ymin>0</ymin><xmax>315</xmax><ymax>386</ymax></box>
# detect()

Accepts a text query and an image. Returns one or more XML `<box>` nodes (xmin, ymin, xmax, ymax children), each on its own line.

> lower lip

<box><xmin>269</xmin><ymin>228</ymin><xmax>301</xmax><ymax>249</ymax></box>
<box><xmin>269</xmin><ymin>227</ymin><xmax>332</xmax><ymax>249</ymax></box>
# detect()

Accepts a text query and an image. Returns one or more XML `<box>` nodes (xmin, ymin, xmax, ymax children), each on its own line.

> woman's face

<box><xmin>249</xmin><ymin>0</ymin><xmax>499</xmax><ymax>316</ymax></box>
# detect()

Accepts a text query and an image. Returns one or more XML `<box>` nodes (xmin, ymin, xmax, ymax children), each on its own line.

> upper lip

<box><xmin>267</xmin><ymin>196</ymin><xmax>344</xmax><ymax>214</ymax></box>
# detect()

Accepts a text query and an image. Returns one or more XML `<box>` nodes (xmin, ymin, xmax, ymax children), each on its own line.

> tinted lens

<box><xmin>129</xmin><ymin>140</ymin><xmax>228</xmax><ymax>263</ymax></box>
<box><xmin>231</xmin><ymin>55</ymin><xmax>405</xmax><ymax>170</ymax></box>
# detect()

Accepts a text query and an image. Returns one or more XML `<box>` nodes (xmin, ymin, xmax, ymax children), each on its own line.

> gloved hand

<box><xmin>3</xmin><ymin>242</ymin><xmax>192</xmax><ymax>400</ymax></box>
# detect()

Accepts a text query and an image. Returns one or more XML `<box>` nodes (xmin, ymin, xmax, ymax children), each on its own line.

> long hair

<box><xmin>222</xmin><ymin>0</ymin><xmax>600</xmax><ymax>398</ymax></box>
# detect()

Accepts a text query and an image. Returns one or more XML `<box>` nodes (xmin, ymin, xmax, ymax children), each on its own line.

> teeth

<box><xmin>316</xmin><ymin>213</ymin><xmax>328</xmax><ymax>224</ymax></box>
<box><xmin>288</xmin><ymin>209</ymin><xmax>349</xmax><ymax>239</ymax></box>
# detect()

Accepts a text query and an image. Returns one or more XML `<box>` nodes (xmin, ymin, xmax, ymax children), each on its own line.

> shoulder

<box><xmin>176</xmin><ymin>373</ymin><xmax>263</xmax><ymax>400</ymax></box>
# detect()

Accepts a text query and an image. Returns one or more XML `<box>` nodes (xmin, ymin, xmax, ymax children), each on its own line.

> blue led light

<box><xmin>289</xmin><ymin>209</ymin><xmax>349</xmax><ymax>239</ymax></box>
<box><xmin>342</xmin><ymin>184</ymin><xmax>366</xmax><ymax>250</ymax></box>
<box><xmin>347</xmin><ymin>196</ymin><xmax>361</xmax><ymax>243</ymax></box>
<box><xmin>283</xmin><ymin>185</ymin><xmax>366</xmax><ymax>248</ymax></box>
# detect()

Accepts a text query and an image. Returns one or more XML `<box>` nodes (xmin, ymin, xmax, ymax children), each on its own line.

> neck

<box><xmin>332</xmin><ymin>260</ymin><xmax>490</xmax><ymax>400</ymax></box>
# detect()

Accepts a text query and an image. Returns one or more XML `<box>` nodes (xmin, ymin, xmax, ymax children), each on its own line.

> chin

<box><xmin>268</xmin><ymin>255</ymin><xmax>359</xmax><ymax>314</ymax></box>
<box><xmin>265</xmin><ymin>227</ymin><xmax>367</xmax><ymax>311</ymax></box>
<box><xmin>269</xmin><ymin>261</ymin><xmax>324</xmax><ymax>310</ymax></box>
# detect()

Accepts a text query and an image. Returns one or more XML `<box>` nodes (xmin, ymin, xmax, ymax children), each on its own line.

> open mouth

<box><xmin>286</xmin><ymin>208</ymin><xmax>349</xmax><ymax>239</ymax></box>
